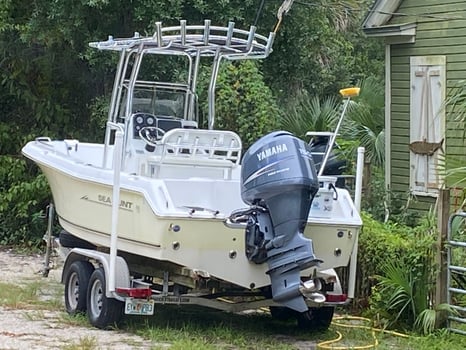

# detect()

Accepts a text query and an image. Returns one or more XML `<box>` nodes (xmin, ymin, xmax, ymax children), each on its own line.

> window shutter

<box><xmin>409</xmin><ymin>56</ymin><xmax>445</xmax><ymax>196</ymax></box>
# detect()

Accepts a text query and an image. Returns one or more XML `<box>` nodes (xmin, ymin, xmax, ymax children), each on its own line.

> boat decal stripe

<box><xmin>243</xmin><ymin>155</ymin><xmax>294</xmax><ymax>186</ymax></box>
<box><xmin>58</xmin><ymin>215</ymin><xmax>162</xmax><ymax>248</ymax></box>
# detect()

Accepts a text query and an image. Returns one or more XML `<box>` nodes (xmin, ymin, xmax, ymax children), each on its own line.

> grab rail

<box><xmin>158</xmin><ymin>128</ymin><xmax>242</xmax><ymax>166</ymax></box>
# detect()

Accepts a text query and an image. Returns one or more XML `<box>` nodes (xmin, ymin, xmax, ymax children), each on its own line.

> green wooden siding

<box><xmin>388</xmin><ymin>0</ymin><xmax>466</xmax><ymax>212</ymax></box>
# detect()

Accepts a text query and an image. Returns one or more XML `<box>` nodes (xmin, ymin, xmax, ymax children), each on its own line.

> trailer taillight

<box><xmin>325</xmin><ymin>294</ymin><xmax>347</xmax><ymax>303</ymax></box>
<box><xmin>116</xmin><ymin>287</ymin><xmax>152</xmax><ymax>298</ymax></box>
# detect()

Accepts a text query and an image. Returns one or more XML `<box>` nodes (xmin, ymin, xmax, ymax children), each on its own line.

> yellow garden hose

<box><xmin>317</xmin><ymin>316</ymin><xmax>410</xmax><ymax>349</ymax></box>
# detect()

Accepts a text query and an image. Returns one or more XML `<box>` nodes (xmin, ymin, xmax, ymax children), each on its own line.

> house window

<box><xmin>409</xmin><ymin>56</ymin><xmax>445</xmax><ymax>196</ymax></box>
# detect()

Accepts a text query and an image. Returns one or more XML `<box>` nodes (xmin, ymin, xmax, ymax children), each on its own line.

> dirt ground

<box><xmin>0</xmin><ymin>249</ymin><xmax>155</xmax><ymax>350</ymax></box>
<box><xmin>0</xmin><ymin>249</ymin><xmax>320</xmax><ymax>350</ymax></box>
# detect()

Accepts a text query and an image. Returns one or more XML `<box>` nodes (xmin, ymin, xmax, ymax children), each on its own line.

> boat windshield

<box><xmin>118</xmin><ymin>82</ymin><xmax>196</xmax><ymax>121</ymax></box>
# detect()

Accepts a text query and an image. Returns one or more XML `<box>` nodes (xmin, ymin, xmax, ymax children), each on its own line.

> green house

<box><xmin>363</xmin><ymin>0</ymin><xmax>466</xmax><ymax>214</ymax></box>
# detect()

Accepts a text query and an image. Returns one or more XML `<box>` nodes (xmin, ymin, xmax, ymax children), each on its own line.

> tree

<box><xmin>198</xmin><ymin>60</ymin><xmax>281</xmax><ymax>149</ymax></box>
<box><xmin>262</xmin><ymin>0</ymin><xmax>384</xmax><ymax>99</ymax></box>
<box><xmin>0</xmin><ymin>0</ymin><xmax>384</xmax><ymax>246</ymax></box>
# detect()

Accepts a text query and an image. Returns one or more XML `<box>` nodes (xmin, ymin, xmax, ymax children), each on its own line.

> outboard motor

<box><xmin>238</xmin><ymin>131</ymin><xmax>322</xmax><ymax>312</ymax></box>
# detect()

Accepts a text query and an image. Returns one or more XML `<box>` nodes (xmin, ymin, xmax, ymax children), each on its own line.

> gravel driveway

<box><xmin>0</xmin><ymin>249</ymin><xmax>154</xmax><ymax>350</ymax></box>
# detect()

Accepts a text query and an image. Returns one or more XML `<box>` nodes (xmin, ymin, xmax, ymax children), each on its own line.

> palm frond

<box><xmin>414</xmin><ymin>309</ymin><xmax>437</xmax><ymax>335</ymax></box>
<box><xmin>414</xmin><ymin>304</ymin><xmax>458</xmax><ymax>335</ymax></box>
<box><xmin>280</xmin><ymin>91</ymin><xmax>340</xmax><ymax>139</ymax></box>
<box><xmin>342</xmin><ymin>76</ymin><xmax>385</xmax><ymax>167</ymax></box>
<box><xmin>444</xmin><ymin>80</ymin><xmax>466</xmax><ymax>128</ymax></box>
<box><xmin>377</xmin><ymin>261</ymin><xmax>414</xmax><ymax>324</ymax></box>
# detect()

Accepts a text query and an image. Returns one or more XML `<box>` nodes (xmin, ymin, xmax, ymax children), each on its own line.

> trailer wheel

<box><xmin>64</xmin><ymin>260</ymin><xmax>94</xmax><ymax>315</ymax></box>
<box><xmin>87</xmin><ymin>267</ymin><xmax>124</xmax><ymax>329</ymax></box>
<box><xmin>269</xmin><ymin>306</ymin><xmax>297</xmax><ymax>321</ymax></box>
<box><xmin>297</xmin><ymin>306</ymin><xmax>335</xmax><ymax>330</ymax></box>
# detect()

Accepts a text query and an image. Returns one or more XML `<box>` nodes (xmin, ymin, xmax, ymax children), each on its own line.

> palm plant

<box><xmin>373</xmin><ymin>215</ymin><xmax>457</xmax><ymax>334</ymax></box>
<box><xmin>279</xmin><ymin>90</ymin><xmax>340</xmax><ymax>139</ymax></box>
<box><xmin>377</xmin><ymin>260</ymin><xmax>457</xmax><ymax>334</ymax></box>
<box><xmin>342</xmin><ymin>76</ymin><xmax>385</xmax><ymax>168</ymax></box>
<box><xmin>440</xmin><ymin>80</ymin><xmax>466</xmax><ymax>203</ymax></box>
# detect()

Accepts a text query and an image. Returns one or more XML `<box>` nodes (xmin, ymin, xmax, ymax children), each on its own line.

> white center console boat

<box><xmin>22</xmin><ymin>19</ymin><xmax>363</xmax><ymax>330</ymax></box>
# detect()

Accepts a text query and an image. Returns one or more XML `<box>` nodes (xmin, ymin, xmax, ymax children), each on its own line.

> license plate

<box><xmin>124</xmin><ymin>298</ymin><xmax>155</xmax><ymax>315</ymax></box>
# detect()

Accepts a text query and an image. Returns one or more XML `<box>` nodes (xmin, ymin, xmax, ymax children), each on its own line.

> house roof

<box><xmin>362</xmin><ymin>0</ymin><xmax>403</xmax><ymax>28</ymax></box>
<box><xmin>362</xmin><ymin>0</ymin><xmax>416</xmax><ymax>44</ymax></box>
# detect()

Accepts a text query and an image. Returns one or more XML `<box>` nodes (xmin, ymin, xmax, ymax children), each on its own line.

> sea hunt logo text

<box><xmin>80</xmin><ymin>194</ymin><xmax>133</xmax><ymax>210</ymax></box>
<box><xmin>256</xmin><ymin>143</ymin><xmax>288</xmax><ymax>162</ymax></box>
<box><xmin>98</xmin><ymin>195</ymin><xmax>133</xmax><ymax>209</ymax></box>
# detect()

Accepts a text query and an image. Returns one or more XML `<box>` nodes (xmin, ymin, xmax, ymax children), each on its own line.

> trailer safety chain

<box><xmin>317</xmin><ymin>316</ymin><xmax>410</xmax><ymax>350</ymax></box>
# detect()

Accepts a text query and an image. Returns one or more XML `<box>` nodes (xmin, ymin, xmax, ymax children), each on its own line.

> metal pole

<box><xmin>42</xmin><ymin>203</ymin><xmax>54</xmax><ymax>278</ymax></box>
<box><xmin>348</xmin><ymin>146</ymin><xmax>364</xmax><ymax>299</ymax></box>
<box><xmin>109</xmin><ymin>131</ymin><xmax>124</xmax><ymax>293</ymax></box>
<box><xmin>208</xmin><ymin>51</ymin><xmax>222</xmax><ymax>130</ymax></box>
<box><xmin>318</xmin><ymin>96</ymin><xmax>351</xmax><ymax>177</ymax></box>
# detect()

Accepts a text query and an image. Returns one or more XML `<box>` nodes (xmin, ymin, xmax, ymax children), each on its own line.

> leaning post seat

<box><xmin>145</xmin><ymin>129</ymin><xmax>242</xmax><ymax>179</ymax></box>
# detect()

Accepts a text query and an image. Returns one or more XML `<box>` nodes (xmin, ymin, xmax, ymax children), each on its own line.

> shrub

<box><xmin>356</xmin><ymin>212</ymin><xmax>410</xmax><ymax>304</ymax></box>
<box><xmin>0</xmin><ymin>156</ymin><xmax>51</xmax><ymax>248</ymax></box>
<box><xmin>363</xmin><ymin>213</ymin><xmax>454</xmax><ymax>333</ymax></box>
<box><xmin>198</xmin><ymin>60</ymin><xmax>280</xmax><ymax>149</ymax></box>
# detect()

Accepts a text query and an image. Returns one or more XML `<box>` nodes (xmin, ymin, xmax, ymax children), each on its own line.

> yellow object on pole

<box><xmin>317</xmin><ymin>86</ymin><xmax>361</xmax><ymax>177</ymax></box>
<box><xmin>339</xmin><ymin>87</ymin><xmax>360</xmax><ymax>98</ymax></box>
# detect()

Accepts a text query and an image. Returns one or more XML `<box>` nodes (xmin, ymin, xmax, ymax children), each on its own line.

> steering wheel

<box><xmin>139</xmin><ymin>126</ymin><xmax>166</xmax><ymax>146</ymax></box>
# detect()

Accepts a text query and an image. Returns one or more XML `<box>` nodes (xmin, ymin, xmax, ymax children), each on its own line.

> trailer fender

<box><xmin>61</xmin><ymin>248</ymin><xmax>130</xmax><ymax>300</ymax></box>
<box><xmin>317</xmin><ymin>268</ymin><xmax>343</xmax><ymax>294</ymax></box>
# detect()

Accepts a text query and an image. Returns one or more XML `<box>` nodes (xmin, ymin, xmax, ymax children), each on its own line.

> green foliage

<box><xmin>444</xmin><ymin>79</ymin><xmax>466</xmax><ymax>137</ymax></box>
<box><xmin>87</xmin><ymin>95</ymin><xmax>110</xmax><ymax>141</ymax></box>
<box><xmin>0</xmin><ymin>1</ymin><xmax>384</xmax><ymax>248</ymax></box>
<box><xmin>357</xmin><ymin>212</ymin><xmax>410</xmax><ymax>299</ymax></box>
<box><xmin>198</xmin><ymin>60</ymin><xmax>280</xmax><ymax>149</ymax></box>
<box><xmin>359</xmin><ymin>166</ymin><xmax>387</xmax><ymax>220</ymax></box>
<box><xmin>0</xmin><ymin>156</ymin><xmax>50</xmax><ymax>247</ymax></box>
<box><xmin>364</xmin><ymin>213</ymin><xmax>453</xmax><ymax>334</ymax></box>
<box><xmin>263</xmin><ymin>1</ymin><xmax>384</xmax><ymax>98</ymax></box>
<box><xmin>279</xmin><ymin>90</ymin><xmax>340</xmax><ymax>139</ymax></box>
<box><xmin>439</xmin><ymin>80</ymin><xmax>466</xmax><ymax>195</ymax></box>
<box><xmin>342</xmin><ymin>76</ymin><xmax>385</xmax><ymax>168</ymax></box>
<box><xmin>359</xmin><ymin>167</ymin><xmax>421</xmax><ymax>226</ymax></box>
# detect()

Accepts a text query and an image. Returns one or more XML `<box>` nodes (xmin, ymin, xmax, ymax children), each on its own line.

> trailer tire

<box><xmin>59</xmin><ymin>230</ymin><xmax>96</xmax><ymax>250</ymax></box>
<box><xmin>297</xmin><ymin>306</ymin><xmax>335</xmax><ymax>331</ymax></box>
<box><xmin>269</xmin><ymin>306</ymin><xmax>297</xmax><ymax>321</ymax></box>
<box><xmin>64</xmin><ymin>260</ymin><xmax>94</xmax><ymax>315</ymax></box>
<box><xmin>87</xmin><ymin>267</ymin><xmax>124</xmax><ymax>329</ymax></box>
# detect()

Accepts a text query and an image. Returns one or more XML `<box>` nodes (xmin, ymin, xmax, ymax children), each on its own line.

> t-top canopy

<box><xmin>89</xmin><ymin>20</ymin><xmax>275</xmax><ymax>61</ymax></box>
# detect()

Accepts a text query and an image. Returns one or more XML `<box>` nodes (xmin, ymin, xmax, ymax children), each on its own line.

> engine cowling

<box><xmin>240</xmin><ymin>131</ymin><xmax>322</xmax><ymax>312</ymax></box>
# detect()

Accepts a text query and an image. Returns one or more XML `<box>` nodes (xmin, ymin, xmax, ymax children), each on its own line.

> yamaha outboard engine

<box><xmin>238</xmin><ymin>131</ymin><xmax>322</xmax><ymax>312</ymax></box>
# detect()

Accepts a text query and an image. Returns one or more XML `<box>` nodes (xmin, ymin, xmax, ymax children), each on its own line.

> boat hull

<box><xmin>23</xmin><ymin>140</ymin><xmax>361</xmax><ymax>290</ymax></box>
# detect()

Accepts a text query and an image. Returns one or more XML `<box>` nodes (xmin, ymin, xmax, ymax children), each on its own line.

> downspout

<box><xmin>385</xmin><ymin>43</ymin><xmax>392</xmax><ymax>193</ymax></box>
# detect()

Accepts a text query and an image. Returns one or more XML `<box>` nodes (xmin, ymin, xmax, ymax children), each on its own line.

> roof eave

<box><xmin>363</xmin><ymin>23</ymin><xmax>417</xmax><ymax>44</ymax></box>
<box><xmin>362</xmin><ymin>0</ymin><xmax>404</xmax><ymax>28</ymax></box>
